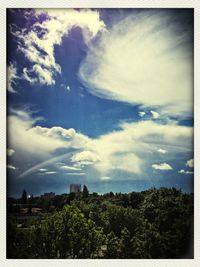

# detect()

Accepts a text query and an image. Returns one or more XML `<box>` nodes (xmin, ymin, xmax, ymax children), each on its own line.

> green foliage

<box><xmin>105</xmin><ymin>231</ymin><xmax>120</xmax><ymax>258</ymax></box>
<box><xmin>7</xmin><ymin>216</ymin><xmax>33</xmax><ymax>258</ymax></box>
<box><xmin>120</xmin><ymin>227</ymin><xmax>132</xmax><ymax>258</ymax></box>
<box><xmin>68</xmin><ymin>192</ymin><xmax>76</xmax><ymax>203</ymax></box>
<box><xmin>129</xmin><ymin>191</ymin><xmax>144</xmax><ymax>209</ymax></box>
<box><xmin>7</xmin><ymin>187</ymin><xmax>194</xmax><ymax>259</ymax></box>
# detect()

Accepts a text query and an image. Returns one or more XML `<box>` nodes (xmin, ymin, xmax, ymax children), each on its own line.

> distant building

<box><xmin>70</xmin><ymin>184</ymin><xmax>81</xmax><ymax>193</ymax></box>
<box><xmin>42</xmin><ymin>192</ymin><xmax>55</xmax><ymax>199</ymax></box>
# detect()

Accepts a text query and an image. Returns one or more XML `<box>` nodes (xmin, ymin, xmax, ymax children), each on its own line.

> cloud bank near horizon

<box><xmin>8</xmin><ymin>110</ymin><xmax>193</xmax><ymax>182</ymax></box>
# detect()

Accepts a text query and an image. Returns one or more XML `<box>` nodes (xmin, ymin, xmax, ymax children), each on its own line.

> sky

<box><xmin>7</xmin><ymin>8</ymin><xmax>194</xmax><ymax>197</ymax></box>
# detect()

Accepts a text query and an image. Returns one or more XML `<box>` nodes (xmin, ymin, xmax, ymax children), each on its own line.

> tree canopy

<box><xmin>7</xmin><ymin>187</ymin><xmax>193</xmax><ymax>259</ymax></box>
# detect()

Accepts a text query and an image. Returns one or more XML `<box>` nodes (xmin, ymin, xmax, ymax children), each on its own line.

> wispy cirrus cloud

<box><xmin>79</xmin><ymin>10</ymin><xmax>193</xmax><ymax>117</ymax></box>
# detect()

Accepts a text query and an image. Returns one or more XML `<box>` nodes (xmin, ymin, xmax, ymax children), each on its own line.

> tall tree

<box><xmin>21</xmin><ymin>189</ymin><xmax>27</xmax><ymax>204</ymax></box>
<box><xmin>82</xmin><ymin>185</ymin><xmax>89</xmax><ymax>199</ymax></box>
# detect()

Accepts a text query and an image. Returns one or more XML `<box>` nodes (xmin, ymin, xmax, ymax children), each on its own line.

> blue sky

<box><xmin>7</xmin><ymin>9</ymin><xmax>194</xmax><ymax>197</ymax></box>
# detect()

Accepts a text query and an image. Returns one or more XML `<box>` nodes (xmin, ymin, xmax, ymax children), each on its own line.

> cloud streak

<box><xmin>60</xmin><ymin>166</ymin><xmax>81</xmax><ymax>171</ymax></box>
<box><xmin>7</xmin><ymin>164</ymin><xmax>18</xmax><ymax>170</ymax></box>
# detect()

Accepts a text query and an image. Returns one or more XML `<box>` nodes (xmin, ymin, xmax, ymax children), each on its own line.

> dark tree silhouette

<box><xmin>82</xmin><ymin>185</ymin><xmax>89</xmax><ymax>199</ymax></box>
<box><xmin>21</xmin><ymin>189</ymin><xmax>27</xmax><ymax>204</ymax></box>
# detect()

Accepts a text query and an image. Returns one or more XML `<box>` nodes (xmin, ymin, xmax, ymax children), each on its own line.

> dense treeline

<box><xmin>7</xmin><ymin>187</ymin><xmax>193</xmax><ymax>259</ymax></box>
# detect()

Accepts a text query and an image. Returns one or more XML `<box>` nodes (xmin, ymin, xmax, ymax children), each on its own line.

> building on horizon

<box><xmin>70</xmin><ymin>184</ymin><xmax>81</xmax><ymax>193</ymax></box>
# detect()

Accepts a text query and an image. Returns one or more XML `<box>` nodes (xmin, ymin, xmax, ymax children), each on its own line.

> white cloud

<box><xmin>39</xmin><ymin>168</ymin><xmax>48</xmax><ymax>172</ymax></box>
<box><xmin>60</xmin><ymin>165</ymin><xmax>81</xmax><ymax>171</ymax></box>
<box><xmin>152</xmin><ymin>163</ymin><xmax>173</xmax><ymax>170</ymax></box>
<box><xmin>44</xmin><ymin>171</ymin><xmax>57</xmax><ymax>175</ymax></box>
<box><xmin>150</xmin><ymin>111</ymin><xmax>160</xmax><ymax>119</ymax></box>
<box><xmin>139</xmin><ymin>111</ymin><xmax>146</xmax><ymax>117</ymax></box>
<box><xmin>186</xmin><ymin>158</ymin><xmax>194</xmax><ymax>168</ymax></box>
<box><xmin>13</xmin><ymin>9</ymin><xmax>105</xmax><ymax>85</ymax></box>
<box><xmin>23</xmin><ymin>68</ymin><xmax>38</xmax><ymax>84</ymax></box>
<box><xmin>88</xmin><ymin>120</ymin><xmax>192</xmax><ymax>176</ymax></box>
<box><xmin>23</xmin><ymin>64</ymin><xmax>55</xmax><ymax>85</ymax></box>
<box><xmin>71</xmin><ymin>150</ymin><xmax>101</xmax><ymax>167</ymax></box>
<box><xmin>8</xmin><ymin>109</ymin><xmax>90</xmax><ymax>178</ymax></box>
<box><xmin>7</xmin><ymin>164</ymin><xmax>17</xmax><ymax>170</ymax></box>
<box><xmin>31</xmin><ymin>126</ymin><xmax>89</xmax><ymax>150</ymax></box>
<box><xmin>178</xmin><ymin>169</ymin><xmax>193</xmax><ymax>175</ymax></box>
<box><xmin>8</xmin><ymin>114</ymin><xmax>65</xmax><ymax>156</ymax></box>
<box><xmin>8</xmin><ymin>110</ymin><xmax>89</xmax><ymax>158</ymax></box>
<box><xmin>101</xmin><ymin>176</ymin><xmax>111</xmax><ymax>180</ymax></box>
<box><xmin>7</xmin><ymin>63</ymin><xmax>18</xmax><ymax>93</ymax></box>
<box><xmin>157</xmin><ymin>148</ymin><xmax>167</xmax><ymax>154</ymax></box>
<box><xmin>79</xmin><ymin>10</ymin><xmax>193</xmax><ymax>116</ymax></box>
<box><xmin>120</xmin><ymin>120</ymin><xmax>193</xmax><ymax>149</ymax></box>
<box><xmin>7</xmin><ymin>148</ymin><xmax>15</xmax><ymax>156</ymax></box>
<box><xmin>9</xmin><ymin>110</ymin><xmax>193</xmax><ymax>179</ymax></box>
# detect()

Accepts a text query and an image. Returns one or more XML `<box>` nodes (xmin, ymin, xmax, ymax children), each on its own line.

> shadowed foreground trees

<box><xmin>7</xmin><ymin>187</ymin><xmax>193</xmax><ymax>259</ymax></box>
